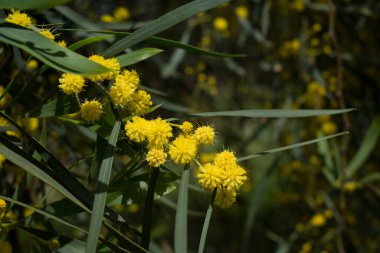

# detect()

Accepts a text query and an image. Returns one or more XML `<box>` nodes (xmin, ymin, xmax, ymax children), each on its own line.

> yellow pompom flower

<box><xmin>5</xmin><ymin>10</ymin><xmax>32</xmax><ymax>28</ymax></box>
<box><xmin>194</xmin><ymin>125</ymin><xmax>215</xmax><ymax>146</ymax></box>
<box><xmin>146</xmin><ymin>118</ymin><xmax>173</xmax><ymax>148</ymax></box>
<box><xmin>88</xmin><ymin>55</ymin><xmax>120</xmax><ymax>82</ymax></box>
<box><xmin>113</xmin><ymin>6</ymin><xmax>130</xmax><ymax>22</ymax></box>
<box><xmin>213</xmin><ymin>17</ymin><xmax>228</xmax><ymax>31</ymax></box>
<box><xmin>0</xmin><ymin>154</ymin><xmax>6</xmax><ymax>168</ymax></box>
<box><xmin>19</xmin><ymin>118</ymin><xmax>39</xmax><ymax>133</ymax></box>
<box><xmin>195</xmin><ymin>163</ymin><xmax>223</xmax><ymax>191</ymax></box>
<box><xmin>109</xmin><ymin>70</ymin><xmax>140</xmax><ymax>106</ymax></box>
<box><xmin>125</xmin><ymin>116</ymin><xmax>149</xmax><ymax>143</ymax></box>
<box><xmin>146</xmin><ymin>148</ymin><xmax>167</xmax><ymax>167</ymax></box>
<box><xmin>213</xmin><ymin>150</ymin><xmax>237</xmax><ymax>171</ymax></box>
<box><xmin>180</xmin><ymin>121</ymin><xmax>193</xmax><ymax>136</ymax></box>
<box><xmin>26</xmin><ymin>59</ymin><xmax>38</xmax><ymax>70</ymax></box>
<box><xmin>39</xmin><ymin>29</ymin><xmax>55</xmax><ymax>41</ymax></box>
<box><xmin>58</xmin><ymin>73</ymin><xmax>85</xmax><ymax>94</ymax></box>
<box><xmin>169</xmin><ymin>135</ymin><xmax>197</xmax><ymax>164</ymax></box>
<box><xmin>235</xmin><ymin>6</ymin><xmax>249</xmax><ymax>20</ymax></box>
<box><xmin>223</xmin><ymin>165</ymin><xmax>248</xmax><ymax>191</ymax></box>
<box><xmin>58</xmin><ymin>40</ymin><xmax>67</xmax><ymax>48</ymax></box>
<box><xmin>309</xmin><ymin>213</ymin><xmax>326</xmax><ymax>227</ymax></box>
<box><xmin>128</xmin><ymin>90</ymin><xmax>153</xmax><ymax>115</ymax></box>
<box><xmin>0</xmin><ymin>199</ymin><xmax>6</xmax><ymax>210</ymax></box>
<box><xmin>100</xmin><ymin>14</ymin><xmax>115</xmax><ymax>23</ymax></box>
<box><xmin>80</xmin><ymin>100</ymin><xmax>103</xmax><ymax>122</ymax></box>
<box><xmin>215</xmin><ymin>188</ymin><xmax>236</xmax><ymax>209</ymax></box>
<box><xmin>321</xmin><ymin>121</ymin><xmax>337</xmax><ymax>135</ymax></box>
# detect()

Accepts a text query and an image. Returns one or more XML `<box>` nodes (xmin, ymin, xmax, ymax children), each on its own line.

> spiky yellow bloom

<box><xmin>196</xmin><ymin>163</ymin><xmax>223</xmax><ymax>191</ymax></box>
<box><xmin>213</xmin><ymin>150</ymin><xmax>237</xmax><ymax>171</ymax></box>
<box><xmin>125</xmin><ymin>116</ymin><xmax>149</xmax><ymax>143</ymax></box>
<box><xmin>146</xmin><ymin>118</ymin><xmax>173</xmax><ymax>148</ymax></box>
<box><xmin>215</xmin><ymin>188</ymin><xmax>236</xmax><ymax>209</ymax></box>
<box><xmin>235</xmin><ymin>6</ymin><xmax>249</xmax><ymax>19</ymax></box>
<box><xmin>5</xmin><ymin>10</ymin><xmax>32</xmax><ymax>28</ymax></box>
<box><xmin>121</xmin><ymin>69</ymin><xmax>140</xmax><ymax>88</ymax></box>
<box><xmin>180</xmin><ymin>121</ymin><xmax>193</xmax><ymax>136</ymax></box>
<box><xmin>109</xmin><ymin>70</ymin><xmax>140</xmax><ymax>106</ymax></box>
<box><xmin>0</xmin><ymin>199</ymin><xmax>6</xmax><ymax>210</ymax></box>
<box><xmin>39</xmin><ymin>29</ymin><xmax>55</xmax><ymax>41</ymax></box>
<box><xmin>88</xmin><ymin>55</ymin><xmax>120</xmax><ymax>82</ymax></box>
<box><xmin>100</xmin><ymin>14</ymin><xmax>115</xmax><ymax>23</ymax></box>
<box><xmin>58</xmin><ymin>40</ymin><xmax>67</xmax><ymax>48</ymax></box>
<box><xmin>0</xmin><ymin>240</ymin><xmax>12</xmax><ymax>253</ymax></box>
<box><xmin>80</xmin><ymin>100</ymin><xmax>103</xmax><ymax>122</ymax></box>
<box><xmin>194</xmin><ymin>125</ymin><xmax>215</xmax><ymax>146</ymax></box>
<box><xmin>58</xmin><ymin>73</ymin><xmax>85</xmax><ymax>94</ymax></box>
<box><xmin>0</xmin><ymin>155</ymin><xmax>6</xmax><ymax>168</ymax></box>
<box><xmin>213</xmin><ymin>17</ymin><xmax>228</xmax><ymax>31</ymax></box>
<box><xmin>309</xmin><ymin>213</ymin><xmax>326</xmax><ymax>227</ymax></box>
<box><xmin>223</xmin><ymin>165</ymin><xmax>247</xmax><ymax>191</ymax></box>
<box><xmin>128</xmin><ymin>90</ymin><xmax>152</xmax><ymax>115</ymax></box>
<box><xmin>114</xmin><ymin>6</ymin><xmax>130</xmax><ymax>21</ymax></box>
<box><xmin>169</xmin><ymin>135</ymin><xmax>197</xmax><ymax>164</ymax></box>
<box><xmin>146</xmin><ymin>148</ymin><xmax>167</xmax><ymax>167</ymax></box>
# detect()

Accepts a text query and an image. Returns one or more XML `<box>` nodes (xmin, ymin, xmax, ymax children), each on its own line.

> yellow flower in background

<box><xmin>114</xmin><ymin>6</ymin><xmax>130</xmax><ymax>22</ymax></box>
<box><xmin>0</xmin><ymin>154</ymin><xmax>6</xmax><ymax>168</ymax></box>
<box><xmin>58</xmin><ymin>73</ymin><xmax>85</xmax><ymax>94</ymax></box>
<box><xmin>26</xmin><ymin>59</ymin><xmax>39</xmax><ymax>70</ymax></box>
<box><xmin>321</xmin><ymin>121</ymin><xmax>337</xmax><ymax>135</ymax></box>
<box><xmin>5</xmin><ymin>9</ymin><xmax>32</xmax><ymax>28</ymax></box>
<box><xmin>146</xmin><ymin>118</ymin><xmax>173</xmax><ymax>148</ymax></box>
<box><xmin>58</xmin><ymin>40</ymin><xmax>67</xmax><ymax>47</ymax></box>
<box><xmin>235</xmin><ymin>6</ymin><xmax>249</xmax><ymax>20</ymax></box>
<box><xmin>169</xmin><ymin>135</ymin><xmax>197</xmax><ymax>164</ymax></box>
<box><xmin>196</xmin><ymin>163</ymin><xmax>223</xmax><ymax>191</ymax></box>
<box><xmin>47</xmin><ymin>239</ymin><xmax>60</xmax><ymax>251</ymax></box>
<box><xmin>309</xmin><ymin>213</ymin><xmax>326</xmax><ymax>227</ymax></box>
<box><xmin>39</xmin><ymin>29</ymin><xmax>55</xmax><ymax>41</ymax></box>
<box><xmin>180</xmin><ymin>121</ymin><xmax>193</xmax><ymax>136</ymax></box>
<box><xmin>343</xmin><ymin>181</ymin><xmax>360</xmax><ymax>192</ymax></box>
<box><xmin>213</xmin><ymin>17</ymin><xmax>228</xmax><ymax>31</ymax></box>
<box><xmin>215</xmin><ymin>188</ymin><xmax>236</xmax><ymax>209</ymax></box>
<box><xmin>125</xmin><ymin>116</ymin><xmax>149</xmax><ymax>143</ymax></box>
<box><xmin>88</xmin><ymin>55</ymin><xmax>120</xmax><ymax>82</ymax></box>
<box><xmin>100</xmin><ymin>14</ymin><xmax>115</xmax><ymax>23</ymax></box>
<box><xmin>80</xmin><ymin>100</ymin><xmax>103</xmax><ymax>122</ymax></box>
<box><xmin>19</xmin><ymin>118</ymin><xmax>39</xmax><ymax>133</ymax></box>
<box><xmin>146</xmin><ymin>148</ymin><xmax>167</xmax><ymax>167</ymax></box>
<box><xmin>128</xmin><ymin>90</ymin><xmax>153</xmax><ymax>115</ymax></box>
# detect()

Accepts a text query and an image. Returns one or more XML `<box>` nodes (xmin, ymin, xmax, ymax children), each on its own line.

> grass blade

<box><xmin>86</xmin><ymin>121</ymin><xmax>120</xmax><ymax>253</ymax></box>
<box><xmin>198</xmin><ymin>188</ymin><xmax>216</xmax><ymax>253</ymax></box>
<box><xmin>103</xmin><ymin>0</ymin><xmax>231</xmax><ymax>57</ymax></box>
<box><xmin>117</xmin><ymin>48</ymin><xmax>163</xmax><ymax>67</ymax></box>
<box><xmin>25</xmin><ymin>96</ymin><xmax>79</xmax><ymax>118</ymax></box>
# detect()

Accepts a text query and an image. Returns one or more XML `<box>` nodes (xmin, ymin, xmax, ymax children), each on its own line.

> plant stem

<box><xmin>198</xmin><ymin>188</ymin><xmax>217</xmax><ymax>253</ymax></box>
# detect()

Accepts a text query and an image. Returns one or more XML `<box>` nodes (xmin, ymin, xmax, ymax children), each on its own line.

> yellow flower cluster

<box><xmin>39</xmin><ymin>29</ymin><xmax>55</xmax><ymax>41</ymax></box>
<box><xmin>5</xmin><ymin>9</ymin><xmax>32</xmax><ymax>28</ymax></box>
<box><xmin>80</xmin><ymin>100</ymin><xmax>103</xmax><ymax>122</ymax></box>
<box><xmin>88</xmin><ymin>55</ymin><xmax>121</xmax><ymax>82</ymax></box>
<box><xmin>196</xmin><ymin>150</ymin><xmax>248</xmax><ymax>208</ymax></box>
<box><xmin>58</xmin><ymin>73</ymin><xmax>85</xmax><ymax>94</ymax></box>
<box><xmin>100</xmin><ymin>6</ymin><xmax>130</xmax><ymax>23</ymax></box>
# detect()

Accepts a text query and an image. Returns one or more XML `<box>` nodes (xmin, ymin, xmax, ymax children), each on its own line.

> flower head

<box><xmin>180</xmin><ymin>121</ymin><xmax>193</xmax><ymax>136</ymax></box>
<box><xmin>235</xmin><ymin>6</ymin><xmax>249</xmax><ymax>20</ymax></box>
<box><xmin>194</xmin><ymin>125</ymin><xmax>215</xmax><ymax>146</ymax></box>
<box><xmin>128</xmin><ymin>90</ymin><xmax>153</xmax><ymax>115</ymax></box>
<box><xmin>109</xmin><ymin>70</ymin><xmax>140</xmax><ymax>106</ymax></box>
<box><xmin>223</xmin><ymin>165</ymin><xmax>247</xmax><ymax>191</ymax></box>
<box><xmin>58</xmin><ymin>73</ymin><xmax>85</xmax><ymax>94</ymax></box>
<box><xmin>168</xmin><ymin>135</ymin><xmax>197</xmax><ymax>164</ymax></box>
<box><xmin>213</xmin><ymin>17</ymin><xmax>228</xmax><ymax>31</ymax></box>
<box><xmin>58</xmin><ymin>40</ymin><xmax>67</xmax><ymax>48</ymax></box>
<box><xmin>5</xmin><ymin>10</ymin><xmax>32</xmax><ymax>28</ymax></box>
<box><xmin>309</xmin><ymin>213</ymin><xmax>326</xmax><ymax>227</ymax></box>
<box><xmin>213</xmin><ymin>150</ymin><xmax>237</xmax><ymax>171</ymax></box>
<box><xmin>39</xmin><ymin>29</ymin><xmax>55</xmax><ymax>41</ymax></box>
<box><xmin>114</xmin><ymin>7</ymin><xmax>130</xmax><ymax>21</ymax></box>
<box><xmin>88</xmin><ymin>55</ymin><xmax>120</xmax><ymax>82</ymax></box>
<box><xmin>215</xmin><ymin>188</ymin><xmax>236</xmax><ymax>209</ymax></box>
<box><xmin>146</xmin><ymin>148</ymin><xmax>167</xmax><ymax>168</ymax></box>
<box><xmin>80</xmin><ymin>100</ymin><xmax>103</xmax><ymax>122</ymax></box>
<box><xmin>146</xmin><ymin>118</ymin><xmax>173</xmax><ymax>148</ymax></box>
<box><xmin>196</xmin><ymin>163</ymin><xmax>223</xmax><ymax>191</ymax></box>
<box><xmin>100</xmin><ymin>14</ymin><xmax>115</xmax><ymax>23</ymax></box>
<box><xmin>125</xmin><ymin>116</ymin><xmax>149</xmax><ymax>143</ymax></box>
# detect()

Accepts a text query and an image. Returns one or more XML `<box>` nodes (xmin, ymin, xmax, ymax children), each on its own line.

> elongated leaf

<box><xmin>25</xmin><ymin>96</ymin><xmax>79</xmax><ymax>118</ymax></box>
<box><xmin>103</xmin><ymin>0</ymin><xmax>231</xmax><ymax>57</ymax></box>
<box><xmin>347</xmin><ymin>116</ymin><xmax>380</xmax><ymax>177</ymax></box>
<box><xmin>68</xmin><ymin>35</ymin><xmax>114</xmax><ymax>51</ymax></box>
<box><xmin>0</xmin><ymin>0</ymin><xmax>71</xmax><ymax>10</ymax></box>
<box><xmin>0</xmin><ymin>195</ymin><xmax>87</xmax><ymax>234</ymax></box>
<box><xmin>198</xmin><ymin>189</ymin><xmax>216</xmax><ymax>253</ymax></box>
<box><xmin>86</xmin><ymin>121</ymin><xmax>120</xmax><ymax>253</ymax></box>
<box><xmin>174</xmin><ymin>166</ymin><xmax>190</xmax><ymax>253</ymax></box>
<box><xmin>0</xmin><ymin>23</ymin><xmax>109</xmax><ymax>75</ymax></box>
<box><xmin>191</xmin><ymin>108</ymin><xmax>355</xmax><ymax>118</ymax></box>
<box><xmin>238</xmin><ymin>132</ymin><xmax>349</xmax><ymax>162</ymax></box>
<box><xmin>117</xmin><ymin>48</ymin><xmax>163</xmax><ymax>67</ymax></box>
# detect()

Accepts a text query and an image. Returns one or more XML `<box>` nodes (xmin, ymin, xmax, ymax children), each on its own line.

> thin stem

<box><xmin>198</xmin><ymin>188</ymin><xmax>217</xmax><ymax>253</ymax></box>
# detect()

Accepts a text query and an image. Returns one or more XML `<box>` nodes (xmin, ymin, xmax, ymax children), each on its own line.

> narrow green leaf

<box><xmin>198</xmin><ymin>189</ymin><xmax>216</xmax><ymax>253</ymax></box>
<box><xmin>174</xmin><ymin>165</ymin><xmax>190</xmax><ymax>253</ymax></box>
<box><xmin>191</xmin><ymin>108</ymin><xmax>355</xmax><ymax>118</ymax></box>
<box><xmin>117</xmin><ymin>48</ymin><xmax>163</xmax><ymax>67</ymax></box>
<box><xmin>0</xmin><ymin>0</ymin><xmax>71</xmax><ymax>10</ymax></box>
<box><xmin>238</xmin><ymin>132</ymin><xmax>349</xmax><ymax>162</ymax></box>
<box><xmin>25</xmin><ymin>96</ymin><xmax>79</xmax><ymax>118</ymax></box>
<box><xmin>103</xmin><ymin>0</ymin><xmax>231</xmax><ymax>57</ymax></box>
<box><xmin>347</xmin><ymin>116</ymin><xmax>380</xmax><ymax>177</ymax></box>
<box><xmin>86</xmin><ymin>121</ymin><xmax>120</xmax><ymax>253</ymax></box>
<box><xmin>0</xmin><ymin>23</ymin><xmax>109</xmax><ymax>75</ymax></box>
<box><xmin>68</xmin><ymin>35</ymin><xmax>114</xmax><ymax>51</ymax></box>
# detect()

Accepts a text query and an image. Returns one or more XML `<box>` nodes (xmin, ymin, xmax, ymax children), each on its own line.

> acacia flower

<box><xmin>80</xmin><ymin>100</ymin><xmax>103</xmax><ymax>122</ymax></box>
<box><xmin>215</xmin><ymin>188</ymin><xmax>236</xmax><ymax>209</ymax></box>
<box><xmin>180</xmin><ymin>121</ymin><xmax>193</xmax><ymax>136</ymax></box>
<box><xmin>194</xmin><ymin>125</ymin><xmax>215</xmax><ymax>146</ymax></box>
<box><xmin>88</xmin><ymin>55</ymin><xmax>120</xmax><ymax>82</ymax></box>
<box><xmin>213</xmin><ymin>17</ymin><xmax>228</xmax><ymax>31</ymax></box>
<box><xmin>128</xmin><ymin>90</ymin><xmax>153</xmax><ymax>115</ymax></box>
<box><xmin>39</xmin><ymin>29</ymin><xmax>55</xmax><ymax>41</ymax></box>
<box><xmin>223</xmin><ymin>165</ymin><xmax>247</xmax><ymax>191</ymax></box>
<box><xmin>195</xmin><ymin>163</ymin><xmax>223</xmax><ymax>191</ymax></box>
<box><xmin>168</xmin><ymin>135</ymin><xmax>197</xmax><ymax>164</ymax></box>
<box><xmin>146</xmin><ymin>148</ymin><xmax>167</xmax><ymax>168</ymax></box>
<box><xmin>109</xmin><ymin>70</ymin><xmax>140</xmax><ymax>106</ymax></box>
<box><xmin>58</xmin><ymin>73</ymin><xmax>85</xmax><ymax>94</ymax></box>
<box><xmin>124</xmin><ymin>116</ymin><xmax>149</xmax><ymax>143</ymax></box>
<box><xmin>309</xmin><ymin>213</ymin><xmax>326</xmax><ymax>227</ymax></box>
<box><xmin>58</xmin><ymin>40</ymin><xmax>67</xmax><ymax>47</ymax></box>
<box><xmin>146</xmin><ymin>118</ymin><xmax>173</xmax><ymax>148</ymax></box>
<box><xmin>5</xmin><ymin>10</ymin><xmax>32</xmax><ymax>28</ymax></box>
<box><xmin>213</xmin><ymin>150</ymin><xmax>237</xmax><ymax>171</ymax></box>
<box><xmin>0</xmin><ymin>154</ymin><xmax>6</xmax><ymax>168</ymax></box>
<box><xmin>113</xmin><ymin>7</ymin><xmax>130</xmax><ymax>21</ymax></box>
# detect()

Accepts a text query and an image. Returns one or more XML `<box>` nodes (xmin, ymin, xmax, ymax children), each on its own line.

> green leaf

<box><xmin>191</xmin><ymin>108</ymin><xmax>355</xmax><ymax>118</ymax></box>
<box><xmin>0</xmin><ymin>0</ymin><xmax>71</xmax><ymax>10</ymax></box>
<box><xmin>0</xmin><ymin>23</ymin><xmax>109</xmax><ymax>75</ymax></box>
<box><xmin>103</xmin><ymin>0</ymin><xmax>231</xmax><ymax>57</ymax></box>
<box><xmin>238</xmin><ymin>132</ymin><xmax>349</xmax><ymax>162</ymax></box>
<box><xmin>117</xmin><ymin>48</ymin><xmax>163</xmax><ymax>67</ymax></box>
<box><xmin>198</xmin><ymin>189</ymin><xmax>216</xmax><ymax>253</ymax></box>
<box><xmin>68</xmin><ymin>35</ymin><xmax>114</xmax><ymax>51</ymax></box>
<box><xmin>86</xmin><ymin>121</ymin><xmax>120</xmax><ymax>253</ymax></box>
<box><xmin>347</xmin><ymin>116</ymin><xmax>380</xmax><ymax>177</ymax></box>
<box><xmin>174</xmin><ymin>166</ymin><xmax>190</xmax><ymax>253</ymax></box>
<box><xmin>25</xmin><ymin>96</ymin><xmax>79</xmax><ymax>118</ymax></box>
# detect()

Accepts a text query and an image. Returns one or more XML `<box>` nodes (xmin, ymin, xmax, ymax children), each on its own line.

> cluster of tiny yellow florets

<box><xmin>80</xmin><ymin>100</ymin><xmax>103</xmax><ymax>122</ymax></box>
<box><xmin>88</xmin><ymin>55</ymin><xmax>121</xmax><ymax>82</ymax></box>
<box><xmin>58</xmin><ymin>73</ymin><xmax>85</xmax><ymax>94</ymax></box>
<box><xmin>195</xmin><ymin>150</ymin><xmax>248</xmax><ymax>208</ymax></box>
